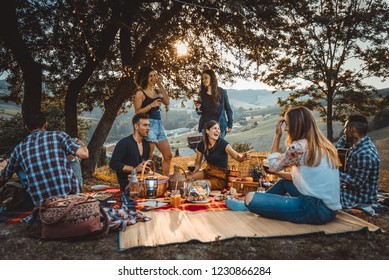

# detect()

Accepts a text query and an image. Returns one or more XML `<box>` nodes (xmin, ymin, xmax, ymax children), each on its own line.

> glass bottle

<box><xmin>128</xmin><ymin>169</ymin><xmax>140</xmax><ymax>199</ymax></box>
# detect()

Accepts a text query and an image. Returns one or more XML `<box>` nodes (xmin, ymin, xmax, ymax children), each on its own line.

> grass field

<box><xmin>169</xmin><ymin>110</ymin><xmax>345</xmax><ymax>155</ymax></box>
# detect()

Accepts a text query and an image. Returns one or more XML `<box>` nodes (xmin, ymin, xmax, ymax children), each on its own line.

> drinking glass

<box><xmin>193</xmin><ymin>94</ymin><xmax>202</xmax><ymax>113</ymax></box>
<box><xmin>170</xmin><ymin>190</ymin><xmax>182</xmax><ymax>207</ymax></box>
<box><xmin>187</xmin><ymin>161</ymin><xmax>195</xmax><ymax>173</ymax></box>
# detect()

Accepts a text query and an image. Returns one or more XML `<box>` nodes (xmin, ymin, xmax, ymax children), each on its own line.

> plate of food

<box><xmin>188</xmin><ymin>198</ymin><xmax>210</xmax><ymax>204</ymax></box>
<box><xmin>91</xmin><ymin>185</ymin><xmax>109</xmax><ymax>191</ymax></box>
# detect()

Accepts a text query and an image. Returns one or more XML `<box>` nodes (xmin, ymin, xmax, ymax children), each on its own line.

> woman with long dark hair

<box><xmin>189</xmin><ymin>120</ymin><xmax>250</xmax><ymax>190</ymax></box>
<box><xmin>134</xmin><ymin>66</ymin><xmax>172</xmax><ymax>176</ymax></box>
<box><xmin>194</xmin><ymin>69</ymin><xmax>233</xmax><ymax>138</ymax></box>
<box><xmin>227</xmin><ymin>106</ymin><xmax>341</xmax><ymax>225</ymax></box>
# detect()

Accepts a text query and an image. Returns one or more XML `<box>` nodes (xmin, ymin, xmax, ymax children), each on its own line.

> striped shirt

<box><xmin>0</xmin><ymin>130</ymin><xmax>81</xmax><ymax>205</ymax></box>
<box><xmin>336</xmin><ymin>135</ymin><xmax>380</xmax><ymax>208</ymax></box>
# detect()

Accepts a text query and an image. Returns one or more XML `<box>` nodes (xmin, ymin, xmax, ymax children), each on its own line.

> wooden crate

<box><xmin>232</xmin><ymin>181</ymin><xmax>261</xmax><ymax>193</ymax></box>
<box><xmin>229</xmin><ymin>152</ymin><xmax>268</xmax><ymax>178</ymax></box>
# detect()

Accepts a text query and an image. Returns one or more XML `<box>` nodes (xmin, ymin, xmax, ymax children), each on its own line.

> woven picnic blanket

<box><xmin>118</xmin><ymin>210</ymin><xmax>381</xmax><ymax>251</ymax></box>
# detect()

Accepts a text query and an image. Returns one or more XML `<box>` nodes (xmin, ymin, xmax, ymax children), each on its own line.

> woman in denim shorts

<box><xmin>134</xmin><ymin>66</ymin><xmax>172</xmax><ymax>176</ymax></box>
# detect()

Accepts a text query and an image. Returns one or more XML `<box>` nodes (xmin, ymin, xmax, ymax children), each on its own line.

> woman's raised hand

<box><xmin>156</xmin><ymin>75</ymin><xmax>163</xmax><ymax>87</ymax></box>
<box><xmin>275</xmin><ymin>119</ymin><xmax>285</xmax><ymax>137</ymax></box>
<box><xmin>150</xmin><ymin>99</ymin><xmax>162</xmax><ymax>108</ymax></box>
<box><xmin>241</xmin><ymin>152</ymin><xmax>251</xmax><ymax>161</ymax></box>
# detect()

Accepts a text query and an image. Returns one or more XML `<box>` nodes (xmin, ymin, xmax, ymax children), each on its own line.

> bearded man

<box><xmin>336</xmin><ymin>115</ymin><xmax>380</xmax><ymax>208</ymax></box>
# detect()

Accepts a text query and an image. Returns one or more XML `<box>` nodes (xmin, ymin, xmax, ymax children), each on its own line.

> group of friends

<box><xmin>0</xmin><ymin>66</ymin><xmax>381</xmax><ymax>227</ymax></box>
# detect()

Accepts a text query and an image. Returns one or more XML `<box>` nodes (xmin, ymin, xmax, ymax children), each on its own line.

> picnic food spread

<box><xmin>186</xmin><ymin>181</ymin><xmax>210</xmax><ymax>202</ymax></box>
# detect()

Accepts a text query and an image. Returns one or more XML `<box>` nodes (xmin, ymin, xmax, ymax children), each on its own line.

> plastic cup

<box><xmin>170</xmin><ymin>190</ymin><xmax>182</xmax><ymax>207</ymax></box>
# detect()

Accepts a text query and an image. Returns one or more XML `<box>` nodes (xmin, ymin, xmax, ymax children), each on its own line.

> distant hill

<box><xmin>227</xmin><ymin>89</ymin><xmax>290</xmax><ymax>109</ymax></box>
<box><xmin>369</xmin><ymin>126</ymin><xmax>389</xmax><ymax>169</ymax></box>
<box><xmin>1</xmin><ymin>78</ymin><xmax>388</xmax><ymax>159</ymax></box>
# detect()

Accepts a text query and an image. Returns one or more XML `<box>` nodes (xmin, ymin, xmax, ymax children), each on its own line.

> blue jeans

<box><xmin>70</xmin><ymin>158</ymin><xmax>83</xmax><ymax>187</ymax></box>
<box><xmin>16</xmin><ymin>169</ymin><xmax>27</xmax><ymax>187</ymax></box>
<box><xmin>245</xmin><ymin>179</ymin><xmax>337</xmax><ymax>225</ymax></box>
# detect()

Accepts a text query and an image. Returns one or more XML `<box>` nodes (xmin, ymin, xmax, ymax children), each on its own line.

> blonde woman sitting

<box><xmin>226</xmin><ymin>106</ymin><xmax>341</xmax><ymax>225</ymax></box>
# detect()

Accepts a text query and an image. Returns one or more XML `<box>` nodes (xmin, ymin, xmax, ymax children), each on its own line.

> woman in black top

<box><xmin>134</xmin><ymin>66</ymin><xmax>172</xmax><ymax>176</ymax></box>
<box><xmin>189</xmin><ymin>120</ymin><xmax>251</xmax><ymax>190</ymax></box>
<box><xmin>194</xmin><ymin>69</ymin><xmax>233</xmax><ymax>139</ymax></box>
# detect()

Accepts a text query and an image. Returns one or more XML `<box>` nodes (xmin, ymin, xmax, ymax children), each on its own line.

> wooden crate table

<box><xmin>232</xmin><ymin>180</ymin><xmax>261</xmax><ymax>193</ymax></box>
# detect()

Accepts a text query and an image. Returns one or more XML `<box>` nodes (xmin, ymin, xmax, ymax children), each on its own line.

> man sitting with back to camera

<box><xmin>110</xmin><ymin>113</ymin><xmax>151</xmax><ymax>192</ymax></box>
<box><xmin>336</xmin><ymin>114</ymin><xmax>380</xmax><ymax>209</ymax></box>
<box><xmin>0</xmin><ymin>111</ymin><xmax>89</xmax><ymax>206</ymax></box>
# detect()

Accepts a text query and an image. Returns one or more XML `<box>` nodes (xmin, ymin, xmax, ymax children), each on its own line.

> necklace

<box><xmin>208</xmin><ymin>140</ymin><xmax>217</xmax><ymax>150</ymax></box>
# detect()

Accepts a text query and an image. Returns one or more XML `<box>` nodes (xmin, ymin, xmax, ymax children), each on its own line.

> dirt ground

<box><xmin>0</xmin><ymin>169</ymin><xmax>388</xmax><ymax>260</ymax></box>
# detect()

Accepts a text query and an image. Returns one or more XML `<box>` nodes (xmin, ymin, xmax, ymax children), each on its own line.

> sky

<box><xmin>223</xmin><ymin>75</ymin><xmax>389</xmax><ymax>91</ymax></box>
<box><xmin>1</xmin><ymin>71</ymin><xmax>388</xmax><ymax>91</ymax></box>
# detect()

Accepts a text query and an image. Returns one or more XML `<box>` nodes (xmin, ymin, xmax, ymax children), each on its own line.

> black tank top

<box><xmin>141</xmin><ymin>90</ymin><xmax>161</xmax><ymax>120</ymax></box>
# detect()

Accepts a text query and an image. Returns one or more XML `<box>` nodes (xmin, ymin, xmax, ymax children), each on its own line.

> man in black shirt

<box><xmin>110</xmin><ymin>113</ymin><xmax>151</xmax><ymax>191</ymax></box>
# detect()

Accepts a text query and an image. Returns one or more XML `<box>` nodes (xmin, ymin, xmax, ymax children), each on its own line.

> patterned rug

<box><xmin>0</xmin><ymin>189</ymin><xmax>228</xmax><ymax>223</ymax></box>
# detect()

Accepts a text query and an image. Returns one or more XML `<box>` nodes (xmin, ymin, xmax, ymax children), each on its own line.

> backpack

<box><xmin>0</xmin><ymin>181</ymin><xmax>34</xmax><ymax>212</ymax></box>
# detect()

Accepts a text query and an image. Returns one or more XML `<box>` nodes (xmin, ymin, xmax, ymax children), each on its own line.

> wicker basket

<box><xmin>227</xmin><ymin>165</ymin><xmax>239</xmax><ymax>188</ymax></box>
<box><xmin>131</xmin><ymin>160</ymin><xmax>169</xmax><ymax>197</ymax></box>
<box><xmin>229</xmin><ymin>152</ymin><xmax>268</xmax><ymax>178</ymax></box>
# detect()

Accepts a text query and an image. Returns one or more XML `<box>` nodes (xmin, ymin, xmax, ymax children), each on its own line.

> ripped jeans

<box><xmin>245</xmin><ymin>179</ymin><xmax>338</xmax><ymax>225</ymax></box>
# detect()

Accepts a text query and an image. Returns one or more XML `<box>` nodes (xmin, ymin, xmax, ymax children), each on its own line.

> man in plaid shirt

<box><xmin>336</xmin><ymin>115</ymin><xmax>380</xmax><ymax>208</ymax></box>
<box><xmin>0</xmin><ymin>112</ymin><xmax>89</xmax><ymax>205</ymax></box>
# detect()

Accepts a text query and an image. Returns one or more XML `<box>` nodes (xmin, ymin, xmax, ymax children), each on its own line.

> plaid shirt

<box><xmin>336</xmin><ymin>135</ymin><xmax>380</xmax><ymax>208</ymax></box>
<box><xmin>0</xmin><ymin>130</ymin><xmax>81</xmax><ymax>205</ymax></box>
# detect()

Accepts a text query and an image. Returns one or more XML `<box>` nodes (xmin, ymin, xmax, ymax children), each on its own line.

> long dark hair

<box><xmin>136</xmin><ymin>66</ymin><xmax>154</xmax><ymax>89</ymax></box>
<box><xmin>202</xmin><ymin>120</ymin><xmax>220</xmax><ymax>155</ymax></box>
<box><xmin>200</xmin><ymin>69</ymin><xmax>220</xmax><ymax>105</ymax></box>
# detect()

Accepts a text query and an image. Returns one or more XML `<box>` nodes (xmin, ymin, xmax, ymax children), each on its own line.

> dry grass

<box><xmin>1</xmin><ymin>161</ymin><xmax>389</xmax><ymax>260</ymax></box>
<box><xmin>1</xmin><ymin>136</ymin><xmax>389</xmax><ymax>260</ymax></box>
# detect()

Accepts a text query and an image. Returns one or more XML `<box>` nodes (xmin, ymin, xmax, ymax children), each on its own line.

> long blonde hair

<box><xmin>285</xmin><ymin>106</ymin><xmax>339</xmax><ymax>168</ymax></box>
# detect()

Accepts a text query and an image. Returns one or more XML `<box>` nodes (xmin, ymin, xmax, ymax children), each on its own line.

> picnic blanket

<box><xmin>118</xmin><ymin>210</ymin><xmax>381</xmax><ymax>251</ymax></box>
<box><xmin>0</xmin><ymin>190</ymin><xmax>228</xmax><ymax>223</ymax></box>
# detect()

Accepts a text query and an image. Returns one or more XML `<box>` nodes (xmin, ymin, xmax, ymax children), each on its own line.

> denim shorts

<box><xmin>146</xmin><ymin>118</ymin><xmax>168</xmax><ymax>143</ymax></box>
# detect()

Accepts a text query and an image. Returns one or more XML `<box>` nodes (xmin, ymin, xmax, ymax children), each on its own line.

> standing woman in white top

<box><xmin>226</xmin><ymin>106</ymin><xmax>341</xmax><ymax>225</ymax></box>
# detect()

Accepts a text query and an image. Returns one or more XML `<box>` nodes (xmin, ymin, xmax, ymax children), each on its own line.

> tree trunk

<box><xmin>64</xmin><ymin>5</ymin><xmax>120</xmax><ymax>137</ymax></box>
<box><xmin>65</xmin><ymin>77</ymin><xmax>85</xmax><ymax>138</ymax></box>
<box><xmin>326</xmin><ymin>94</ymin><xmax>334</xmax><ymax>142</ymax></box>
<box><xmin>81</xmin><ymin>78</ymin><xmax>134</xmax><ymax>178</ymax></box>
<box><xmin>0</xmin><ymin>0</ymin><xmax>42</xmax><ymax>120</ymax></box>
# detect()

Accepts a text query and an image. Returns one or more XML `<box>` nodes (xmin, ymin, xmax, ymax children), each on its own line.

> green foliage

<box><xmin>259</xmin><ymin>0</ymin><xmax>389</xmax><ymax>141</ymax></box>
<box><xmin>45</xmin><ymin>107</ymin><xmax>91</xmax><ymax>141</ymax></box>
<box><xmin>371</xmin><ymin>109</ymin><xmax>389</xmax><ymax>131</ymax></box>
<box><xmin>2</xmin><ymin>0</ymin><xmax>387</xmax><ymax>176</ymax></box>
<box><xmin>0</xmin><ymin>107</ymin><xmax>91</xmax><ymax>157</ymax></box>
<box><xmin>0</xmin><ymin>114</ymin><xmax>28</xmax><ymax>157</ymax></box>
<box><xmin>231</xmin><ymin>142</ymin><xmax>253</xmax><ymax>153</ymax></box>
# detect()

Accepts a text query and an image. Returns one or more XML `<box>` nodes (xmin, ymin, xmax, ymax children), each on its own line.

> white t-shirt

<box><xmin>268</xmin><ymin>139</ymin><xmax>341</xmax><ymax>211</ymax></box>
